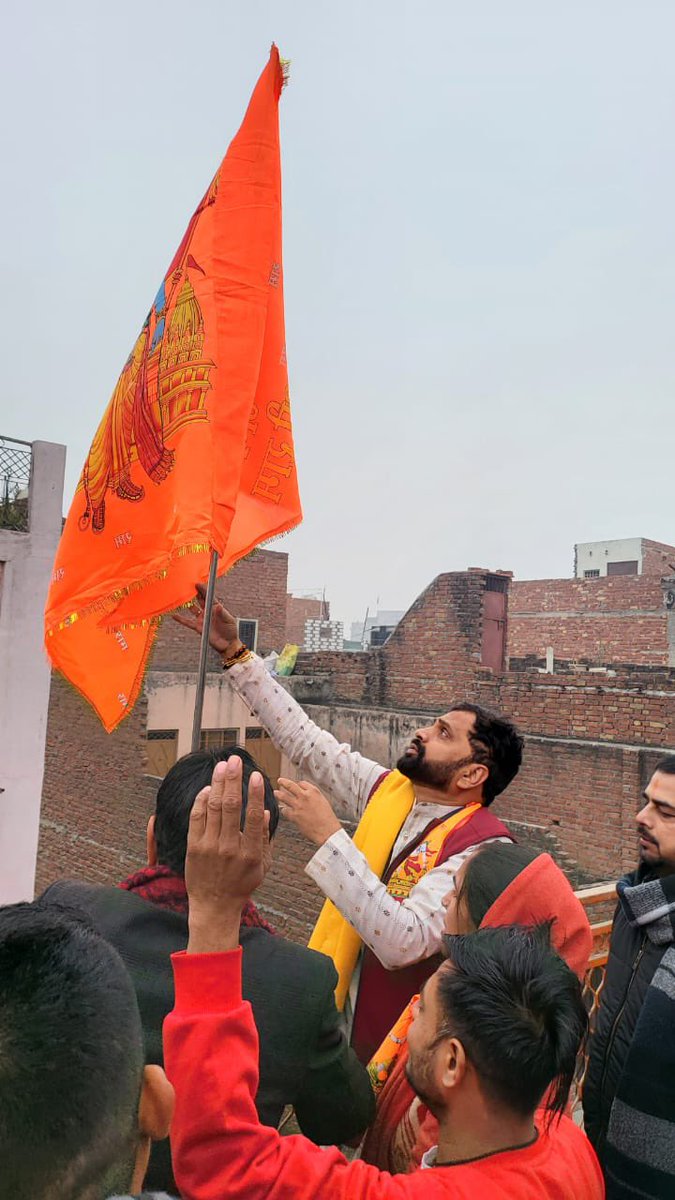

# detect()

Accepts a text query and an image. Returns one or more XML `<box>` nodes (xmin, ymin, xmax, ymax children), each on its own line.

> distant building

<box><xmin>575</xmin><ymin>537</ymin><xmax>675</xmax><ymax>579</ymax></box>
<box><xmin>286</xmin><ymin>567</ymin><xmax>675</xmax><ymax>886</ymax></box>
<box><xmin>286</xmin><ymin>593</ymin><xmax>329</xmax><ymax>647</ymax></box>
<box><xmin>510</xmin><ymin>537</ymin><xmax>675</xmax><ymax>668</ymax></box>
<box><xmin>304</xmin><ymin>618</ymin><xmax>344</xmax><ymax>652</ymax></box>
<box><xmin>369</xmin><ymin>624</ymin><xmax>396</xmax><ymax>647</ymax></box>
<box><xmin>350</xmin><ymin>609</ymin><xmax>404</xmax><ymax>647</ymax></box>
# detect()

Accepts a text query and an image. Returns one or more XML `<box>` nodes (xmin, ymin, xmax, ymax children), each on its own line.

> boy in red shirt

<box><xmin>165</xmin><ymin>756</ymin><xmax>604</xmax><ymax>1199</ymax></box>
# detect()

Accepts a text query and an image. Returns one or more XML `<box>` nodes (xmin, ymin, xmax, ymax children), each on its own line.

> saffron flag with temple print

<box><xmin>45</xmin><ymin>46</ymin><xmax>301</xmax><ymax>732</ymax></box>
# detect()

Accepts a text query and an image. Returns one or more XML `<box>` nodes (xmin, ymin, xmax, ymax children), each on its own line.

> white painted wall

<box><xmin>145</xmin><ymin>672</ymin><xmax>296</xmax><ymax>776</ymax></box>
<box><xmin>575</xmin><ymin>538</ymin><xmax>643</xmax><ymax>578</ymax></box>
<box><xmin>0</xmin><ymin>440</ymin><xmax>66</xmax><ymax>901</ymax></box>
<box><xmin>304</xmin><ymin>618</ymin><xmax>344</xmax><ymax>651</ymax></box>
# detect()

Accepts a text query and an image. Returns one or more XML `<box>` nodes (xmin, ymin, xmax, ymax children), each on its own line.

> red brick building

<box><xmin>38</xmin><ymin>549</ymin><xmax>293</xmax><ymax>894</ymax></box>
<box><xmin>641</xmin><ymin>538</ymin><xmax>675</xmax><ymax>574</ymax></box>
<box><xmin>149</xmin><ymin>547</ymin><xmax>290</xmax><ymax>670</ymax></box>
<box><xmin>286</xmin><ymin>595</ymin><xmax>330</xmax><ymax>648</ymax></box>
<box><xmin>508</xmin><ymin>537</ymin><xmax>675</xmax><ymax>668</ymax></box>
<box><xmin>288</xmin><ymin>570</ymin><xmax>674</xmax><ymax>883</ymax></box>
<box><xmin>575</xmin><ymin>536</ymin><xmax>675</xmax><ymax>579</ymax></box>
<box><xmin>37</xmin><ymin>555</ymin><xmax>675</xmax><ymax>940</ymax></box>
<box><xmin>508</xmin><ymin>574</ymin><xmax>673</xmax><ymax>667</ymax></box>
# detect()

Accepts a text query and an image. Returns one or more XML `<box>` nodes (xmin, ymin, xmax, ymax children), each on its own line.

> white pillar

<box><xmin>0</xmin><ymin>439</ymin><xmax>66</xmax><ymax>901</ymax></box>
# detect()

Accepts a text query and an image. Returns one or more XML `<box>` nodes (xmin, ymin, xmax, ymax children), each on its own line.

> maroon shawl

<box><xmin>119</xmin><ymin>864</ymin><xmax>276</xmax><ymax>932</ymax></box>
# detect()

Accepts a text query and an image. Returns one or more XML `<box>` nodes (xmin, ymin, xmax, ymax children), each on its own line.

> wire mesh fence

<box><xmin>0</xmin><ymin>436</ymin><xmax>32</xmax><ymax>532</ymax></box>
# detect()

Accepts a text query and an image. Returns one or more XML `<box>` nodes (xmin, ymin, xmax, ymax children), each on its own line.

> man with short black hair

<box><xmin>176</xmin><ymin>592</ymin><xmax>523</xmax><ymax>1060</ymax></box>
<box><xmin>41</xmin><ymin>745</ymin><xmax>373</xmax><ymax>1194</ymax></box>
<box><xmin>162</xmin><ymin>755</ymin><xmax>603</xmax><ymax>1199</ymax></box>
<box><xmin>0</xmin><ymin>902</ymin><xmax>173</xmax><ymax>1199</ymax></box>
<box><xmin>584</xmin><ymin>754</ymin><xmax>675</xmax><ymax>1199</ymax></box>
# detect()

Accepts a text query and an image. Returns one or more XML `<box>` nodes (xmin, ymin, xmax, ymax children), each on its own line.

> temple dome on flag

<box><xmin>161</xmin><ymin>279</ymin><xmax>204</xmax><ymax>369</ymax></box>
<box><xmin>147</xmin><ymin>276</ymin><xmax>213</xmax><ymax>437</ymax></box>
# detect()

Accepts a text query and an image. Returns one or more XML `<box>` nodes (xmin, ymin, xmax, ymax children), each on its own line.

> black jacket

<box><xmin>582</xmin><ymin>867</ymin><xmax>664</xmax><ymax>1155</ymax></box>
<box><xmin>42</xmin><ymin>880</ymin><xmax>374</xmax><ymax>1194</ymax></box>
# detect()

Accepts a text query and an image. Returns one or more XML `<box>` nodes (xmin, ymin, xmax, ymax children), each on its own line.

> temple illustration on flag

<box><xmin>78</xmin><ymin>191</ymin><xmax>217</xmax><ymax>534</ymax></box>
<box><xmin>152</xmin><ymin>275</ymin><xmax>214</xmax><ymax>436</ymax></box>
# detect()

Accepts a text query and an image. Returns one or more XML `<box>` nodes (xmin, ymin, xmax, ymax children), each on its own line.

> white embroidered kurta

<box><xmin>227</xmin><ymin>654</ymin><xmax>509</xmax><ymax>971</ymax></box>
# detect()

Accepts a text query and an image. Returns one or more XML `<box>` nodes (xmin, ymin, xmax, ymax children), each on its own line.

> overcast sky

<box><xmin>3</xmin><ymin>2</ymin><xmax>675</xmax><ymax>630</ymax></box>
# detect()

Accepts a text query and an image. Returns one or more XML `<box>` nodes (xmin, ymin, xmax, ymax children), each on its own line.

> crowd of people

<box><xmin>2</xmin><ymin>590</ymin><xmax>674</xmax><ymax>1198</ymax></box>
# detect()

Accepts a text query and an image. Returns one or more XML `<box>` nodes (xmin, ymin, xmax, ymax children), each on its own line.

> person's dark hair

<box><xmin>154</xmin><ymin>745</ymin><xmax>279</xmax><ymax>876</ymax></box>
<box><xmin>438</xmin><ymin>924</ymin><xmax>587</xmax><ymax>1121</ymax></box>
<box><xmin>449</xmin><ymin>702</ymin><xmax>523</xmax><ymax>804</ymax></box>
<box><xmin>456</xmin><ymin>842</ymin><xmax>540</xmax><ymax>929</ymax></box>
<box><xmin>0</xmin><ymin>902</ymin><xmax>144</xmax><ymax>1200</ymax></box>
<box><xmin>653</xmin><ymin>755</ymin><xmax>675</xmax><ymax>777</ymax></box>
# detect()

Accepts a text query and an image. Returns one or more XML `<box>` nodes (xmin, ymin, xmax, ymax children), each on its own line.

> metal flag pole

<box><xmin>191</xmin><ymin>549</ymin><xmax>219</xmax><ymax>752</ymax></box>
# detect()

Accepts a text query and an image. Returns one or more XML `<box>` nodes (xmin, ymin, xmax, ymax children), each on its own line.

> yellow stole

<box><xmin>308</xmin><ymin>768</ymin><xmax>480</xmax><ymax>1010</ymax></box>
<box><xmin>386</xmin><ymin>800</ymin><xmax>480</xmax><ymax>901</ymax></box>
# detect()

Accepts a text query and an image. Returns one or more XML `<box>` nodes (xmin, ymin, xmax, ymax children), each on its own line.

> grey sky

<box><xmin>3</xmin><ymin>1</ymin><xmax>674</xmax><ymax>631</ymax></box>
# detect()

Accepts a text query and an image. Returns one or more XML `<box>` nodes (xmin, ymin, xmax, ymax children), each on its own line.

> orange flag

<box><xmin>45</xmin><ymin>46</ymin><xmax>301</xmax><ymax>732</ymax></box>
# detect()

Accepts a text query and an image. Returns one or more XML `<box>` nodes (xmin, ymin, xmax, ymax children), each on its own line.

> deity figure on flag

<box><xmin>78</xmin><ymin>176</ymin><xmax>219</xmax><ymax>533</ymax></box>
<box><xmin>79</xmin><ymin>322</ymin><xmax>173</xmax><ymax>532</ymax></box>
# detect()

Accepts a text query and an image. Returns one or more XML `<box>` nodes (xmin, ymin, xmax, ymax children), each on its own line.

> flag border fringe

<box><xmin>45</xmin><ymin>514</ymin><xmax>301</xmax><ymax>639</ymax></box>
<box><xmin>54</xmin><ymin>613</ymin><xmax>161</xmax><ymax>733</ymax></box>
<box><xmin>45</xmin><ymin>541</ymin><xmax>215</xmax><ymax>637</ymax></box>
<box><xmin>47</xmin><ymin>513</ymin><xmax>301</xmax><ymax>732</ymax></box>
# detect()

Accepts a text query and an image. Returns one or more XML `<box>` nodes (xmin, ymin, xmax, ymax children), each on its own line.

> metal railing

<box><xmin>0</xmin><ymin>435</ymin><xmax>32</xmax><ymax>532</ymax></box>
<box><xmin>572</xmin><ymin>880</ymin><xmax>616</xmax><ymax>1113</ymax></box>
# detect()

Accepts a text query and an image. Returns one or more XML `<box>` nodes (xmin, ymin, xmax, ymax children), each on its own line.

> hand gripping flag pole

<box><xmin>191</xmin><ymin>550</ymin><xmax>219</xmax><ymax>752</ymax></box>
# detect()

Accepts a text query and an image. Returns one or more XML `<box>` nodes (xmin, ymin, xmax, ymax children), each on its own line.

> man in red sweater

<box><xmin>164</xmin><ymin>756</ymin><xmax>605</xmax><ymax>1200</ymax></box>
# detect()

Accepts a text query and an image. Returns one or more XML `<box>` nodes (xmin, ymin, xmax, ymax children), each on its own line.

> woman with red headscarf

<box><xmin>361</xmin><ymin>843</ymin><xmax>593</xmax><ymax>1173</ymax></box>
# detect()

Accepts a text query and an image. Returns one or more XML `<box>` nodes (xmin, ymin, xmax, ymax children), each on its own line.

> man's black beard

<box><xmin>405</xmin><ymin>1053</ymin><xmax>443</xmax><ymax>1119</ymax></box>
<box><xmin>396</xmin><ymin>737</ymin><xmax>457</xmax><ymax>790</ymax></box>
<box><xmin>639</xmin><ymin>845</ymin><xmax>663</xmax><ymax>866</ymax></box>
<box><xmin>638</xmin><ymin>827</ymin><xmax>664</xmax><ymax>870</ymax></box>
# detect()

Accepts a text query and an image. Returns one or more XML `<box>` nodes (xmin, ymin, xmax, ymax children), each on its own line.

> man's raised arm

<box><xmin>174</xmin><ymin>588</ymin><xmax>384</xmax><ymax>820</ymax></box>
<box><xmin>164</xmin><ymin>755</ymin><xmax>415</xmax><ymax>1200</ymax></box>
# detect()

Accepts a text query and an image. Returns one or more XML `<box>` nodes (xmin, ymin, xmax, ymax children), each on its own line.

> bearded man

<box><xmin>176</xmin><ymin>591</ymin><xmax>523</xmax><ymax>1062</ymax></box>
<box><xmin>583</xmin><ymin>755</ymin><xmax>675</xmax><ymax>1200</ymax></box>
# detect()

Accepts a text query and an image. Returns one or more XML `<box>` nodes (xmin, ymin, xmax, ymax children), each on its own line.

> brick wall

<box><xmin>497</xmin><ymin>738</ymin><xmax>666</xmax><ymax>880</ymax></box>
<box><xmin>286</xmin><ymin>595</ymin><xmax>329</xmax><ymax>647</ymax></box>
<box><xmin>286</xmin><ymin>572</ymin><xmax>675</xmax><ymax>881</ymax></box>
<box><xmin>150</xmin><ymin>616</ymin><xmax>224</xmax><ymax>674</ymax></box>
<box><xmin>288</xmin><ymin>685</ymin><xmax>673</xmax><ymax>881</ymax></box>
<box><xmin>36</xmin><ymin>566</ymin><xmax>675</xmax><ymax>935</ymax></box>
<box><xmin>255</xmin><ymin>823</ymin><xmax>329</xmax><ymax>942</ymax></box>
<box><xmin>37</xmin><ymin>674</ymin><xmax>325</xmax><ymax>939</ymax></box>
<box><xmin>489</xmin><ymin>669</ymin><xmax>673</xmax><ymax>876</ymax></box>
<box><xmin>36</xmin><ymin>546</ymin><xmax>289</xmax><ymax>900</ymax></box>
<box><xmin>381</xmin><ymin>571</ymin><xmax>488</xmax><ymax>705</ymax></box>
<box><xmin>642</xmin><ymin>539</ymin><xmax>675</xmax><ymax>575</ymax></box>
<box><xmin>34</xmin><ymin>570</ymin><xmax>498</xmax><ymax>922</ymax></box>
<box><xmin>37</xmin><ymin>674</ymin><xmax>156</xmax><ymax>894</ymax></box>
<box><xmin>292</xmin><ymin>571</ymin><xmax>495</xmax><ymax>712</ymax></box>
<box><xmin>508</xmin><ymin>575</ymin><xmax>669</xmax><ymax>666</ymax></box>
<box><xmin>487</xmin><ymin>671</ymin><xmax>673</xmax><ymax>747</ymax></box>
<box><xmin>150</xmin><ymin>548</ymin><xmax>289</xmax><ymax>671</ymax></box>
